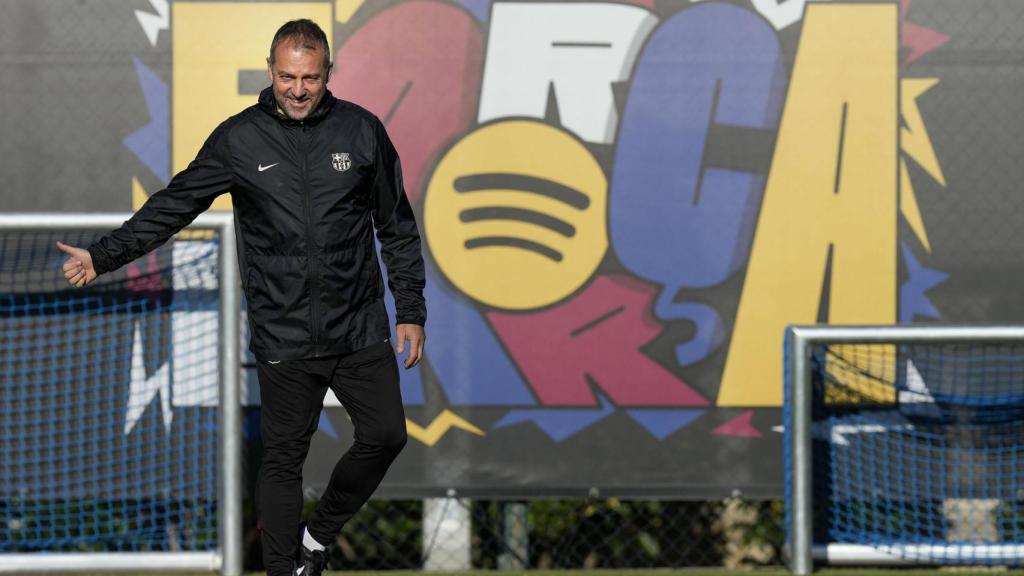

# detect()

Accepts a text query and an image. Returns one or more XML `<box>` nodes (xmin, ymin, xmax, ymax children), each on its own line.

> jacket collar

<box><xmin>258</xmin><ymin>86</ymin><xmax>335</xmax><ymax>126</ymax></box>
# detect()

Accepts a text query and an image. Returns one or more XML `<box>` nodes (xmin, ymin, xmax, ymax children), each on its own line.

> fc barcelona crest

<box><xmin>331</xmin><ymin>152</ymin><xmax>351</xmax><ymax>172</ymax></box>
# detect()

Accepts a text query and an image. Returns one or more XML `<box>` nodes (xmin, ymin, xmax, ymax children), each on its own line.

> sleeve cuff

<box><xmin>396</xmin><ymin>314</ymin><xmax>426</xmax><ymax>326</ymax></box>
<box><xmin>86</xmin><ymin>245</ymin><xmax>110</xmax><ymax>276</ymax></box>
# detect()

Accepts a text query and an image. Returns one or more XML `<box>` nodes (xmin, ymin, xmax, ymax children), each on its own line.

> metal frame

<box><xmin>787</xmin><ymin>324</ymin><xmax>1024</xmax><ymax>575</ymax></box>
<box><xmin>0</xmin><ymin>213</ymin><xmax>242</xmax><ymax>575</ymax></box>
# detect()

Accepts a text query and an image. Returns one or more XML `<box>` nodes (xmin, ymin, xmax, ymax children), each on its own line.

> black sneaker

<box><xmin>293</xmin><ymin>545</ymin><xmax>328</xmax><ymax>576</ymax></box>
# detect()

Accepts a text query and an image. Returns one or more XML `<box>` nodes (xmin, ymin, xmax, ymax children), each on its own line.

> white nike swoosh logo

<box><xmin>267</xmin><ymin>360</ymin><xmax>281</xmax><ymax>365</ymax></box>
<box><xmin>258</xmin><ymin>162</ymin><xmax>279</xmax><ymax>172</ymax></box>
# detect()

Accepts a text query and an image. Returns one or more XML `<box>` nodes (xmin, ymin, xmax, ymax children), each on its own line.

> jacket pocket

<box><xmin>319</xmin><ymin>244</ymin><xmax>380</xmax><ymax>337</ymax></box>
<box><xmin>245</xmin><ymin>254</ymin><xmax>310</xmax><ymax>350</ymax></box>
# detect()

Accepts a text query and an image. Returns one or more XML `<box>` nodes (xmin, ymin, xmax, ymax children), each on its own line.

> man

<box><xmin>56</xmin><ymin>19</ymin><xmax>425</xmax><ymax>576</ymax></box>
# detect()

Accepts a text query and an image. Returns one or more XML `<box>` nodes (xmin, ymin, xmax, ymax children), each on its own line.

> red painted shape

<box><xmin>126</xmin><ymin>252</ymin><xmax>161</xmax><ymax>294</ymax></box>
<box><xmin>902</xmin><ymin>21</ymin><xmax>949</xmax><ymax>65</ymax></box>
<box><xmin>900</xmin><ymin>0</ymin><xmax>949</xmax><ymax>64</ymax></box>
<box><xmin>620</xmin><ymin>0</ymin><xmax>656</xmax><ymax>8</ymax></box>
<box><xmin>899</xmin><ymin>0</ymin><xmax>911</xmax><ymax>18</ymax></box>
<box><xmin>711</xmin><ymin>410</ymin><xmax>763</xmax><ymax>438</ymax></box>
<box><xmin>487</xmin><ymin>275</ymin><xmax>708</xmax><ymax>407</ymax></box>
<box><xmin>329</xmin><ymin>1</ymin><xmax>484</xmax><ymax>204</ymax></box>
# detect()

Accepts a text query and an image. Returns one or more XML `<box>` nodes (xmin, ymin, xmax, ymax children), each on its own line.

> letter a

<box><xmin>718</xmin><ymin>4</ymin><xmax>898</xmax><ymax>406</ymax></box>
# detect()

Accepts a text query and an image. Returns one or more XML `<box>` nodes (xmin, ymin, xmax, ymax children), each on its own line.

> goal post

<box><xmin>786</xmin><ymin>324</ymin><xmax>1024</xmax><ymax>575</ymax></box>
<box><xmin>0</xmin><ymin>213</ymin><xmax>241</xmax><ymax>575</ymax></box>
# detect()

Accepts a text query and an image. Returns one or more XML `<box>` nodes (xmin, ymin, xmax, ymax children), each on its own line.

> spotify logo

<box><xmin>425</xmin><ymin>120</ymin><xmax>608</xmax><ymax>310</ymax></box>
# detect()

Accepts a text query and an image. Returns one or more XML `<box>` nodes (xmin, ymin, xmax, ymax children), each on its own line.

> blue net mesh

<box><xmin>788</xmin><ymin>339</ymin><xmax>1024</xmax><ymax>565</ymax></box>
<box><xmin>0</xmin><ymin>230</ymin><xmax>220</xmax><ymax>552</ymax></box>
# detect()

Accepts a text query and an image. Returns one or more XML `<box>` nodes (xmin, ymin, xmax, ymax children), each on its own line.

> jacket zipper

<box><xmin>299</xmin><ymin>123</ymin><xmax>321</xmax><ymax>355</ymax></box>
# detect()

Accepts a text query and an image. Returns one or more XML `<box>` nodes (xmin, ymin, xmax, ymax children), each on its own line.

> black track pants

<box><xmin>256</xmin><ymin>341</ymin><xmax>407</xmax><ymax>576</ymax></box>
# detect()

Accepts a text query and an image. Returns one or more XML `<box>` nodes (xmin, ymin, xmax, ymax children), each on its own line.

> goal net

<box><xmin>0</xmin><ymin>214</ymin><xmax>240</xmax><ymax>574</ymax></box>
<box><xmin>785</xmin><ymin>325</ymin><xmax>1024</xmax><ymax>573</ymax></box>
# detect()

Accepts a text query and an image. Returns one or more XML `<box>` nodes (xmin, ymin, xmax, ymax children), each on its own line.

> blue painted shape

<box><xmin>655</xmin><ymin>292</ymin><xmax>723</xmax><ymax>367</ymax></box>
<box><xmin>378</xmin><ymin>240</ymin><xmax>425</xmax><ymax>404</ymax></box>
<box><xmin>378</xmin><ymin>244</ymin><xmax>534</xmax><ymax>406</ymax></box>
<box><xmin>124</xmin><ymin>57</ymin><xmax>170</xmax><ymax>183</ymax></box>
<box><xmin>625</xmin><ymin>409</ymin><xmax>705</xmax><ymax>440</ymax></box>
<box><xmin>900</xmin><ymin>243</ymin><xmax>948</xmax><ymax>322</ymax></box>
<box><xmin>318</xmin><ymin>410</ymin><xmax>338</xmax><ymax>439</ymax></box>
<box><xmin>610</xmin><ymin>4</ymin><xmax>787</xmax><ymax>366</ymax></box>
<box><xmin>452</xmin><ymin>0</ymin><xmax>491</xmax><ymax>22</ymax></box>
<box><xmin>492</xmin><ymin>395</ymin><xmax>614</xmax><ymax>442</ymax></box>
<box><xmin>422</xmin><ymin>263</ymin><xmax>536</xmax><ymax>405</ymax></box>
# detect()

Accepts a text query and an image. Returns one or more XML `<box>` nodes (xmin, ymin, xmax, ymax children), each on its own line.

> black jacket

<box><xmin>89</xmin><ymin>88</ymin><xmax>426</xmax><ymax>360</ymax></box>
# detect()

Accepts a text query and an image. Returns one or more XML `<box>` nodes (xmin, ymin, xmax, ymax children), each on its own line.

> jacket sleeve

<box><xmin>370</xmin><ymin>117</ymin><xmax>427</xmax><ymax>326</ymax></box>
<box><xmin>87</xmin><ymin>123</ymin><xmax>234</xmax><ymax>275</ymax></box>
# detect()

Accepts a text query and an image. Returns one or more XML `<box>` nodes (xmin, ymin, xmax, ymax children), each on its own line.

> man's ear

<box><xmin>325</xmin><ymin>62</ymin><xmax>333</xmax><ymax>83</ymax></box>
<box><xmin>266</xmin><ymin>58</ymin><xmax>273</xmax><ymax>83</ymax></box>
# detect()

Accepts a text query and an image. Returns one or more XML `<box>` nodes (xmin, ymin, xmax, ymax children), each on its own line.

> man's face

<box><xmin>267</xmin><ymin>40</ymin><xmax>329</xmax><ymax>121</ymax></box>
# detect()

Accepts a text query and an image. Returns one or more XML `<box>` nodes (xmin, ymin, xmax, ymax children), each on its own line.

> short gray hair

<box><xmin>268</xmin><ymin>19</ymin><xmax>331</xmax><ymax>71</ymax></box>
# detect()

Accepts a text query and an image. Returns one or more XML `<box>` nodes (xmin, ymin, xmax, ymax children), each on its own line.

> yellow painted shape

<box><xmin>424</xmin><ymin>120</ymin><xmax>608</xmax><ymax>310</ymax></box>
<box><xmin>900</xmin><ymin>158</ymin><xmax>931</xmax><ymax>253</ymax></box>
<box><xmin>901</xmin><ymin>78</ymin><xmax>945</xmax><ymax>186</ymax></box>
<box><xmin>718</xmin><ymin>4</ymin><xmax>898</xmax><ymax>407</ymax></box>
<box><xmin>406</xmin><ymin>409</ymin><xmax>485</xmax><ymax>446</ymax></box>
<box><xmin>132</xmin><ymin>177</ymin><xmax>149</xmax><ymax>210</ymax></box>
<box><xmin>173</xmin><ymin>3</ymin><xmax>332</xmax><ymax>212</ymax></box>
<box><xmin>335</xmin><ymin>0</ymin><xmax>365</xmax><ymax>23</ymax></box>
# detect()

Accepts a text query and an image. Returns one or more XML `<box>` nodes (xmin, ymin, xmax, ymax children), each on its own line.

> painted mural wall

<box><xmin>4</xmin><ymin>0</ymin><xmax>1022</xmax><ymax>497</ymax></box>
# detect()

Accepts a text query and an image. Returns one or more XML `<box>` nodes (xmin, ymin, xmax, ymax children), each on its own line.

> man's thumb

<box><xmin>55</xmin><ymin>241</ymin><xmax>73</xmax><ymax>255</ymax></box>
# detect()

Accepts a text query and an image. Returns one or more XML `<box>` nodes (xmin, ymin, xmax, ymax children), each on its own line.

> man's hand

<box><xmin>395</xmin><ymin>323</ymin><xmax>425</xmax><ymax>369</ymax></box>
<box><xmin>56</xmin><ymin>241</ymin><xmax>98</xmax><ymax>288</ymax></box>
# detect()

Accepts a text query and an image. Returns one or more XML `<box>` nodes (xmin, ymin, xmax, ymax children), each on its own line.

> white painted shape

<box><xmin>899</xmin><ymin>359</ymin><xmax>937</xmax><ymax>405</ymax></box>
<box><xmin>827</xmin><ymin>424</ymin><xmax>912</xmax><ymax>447</ymax></box>
<box><xmin>171</xmin><ymin>310</ymin><xmax>219</xmax><ymax>407</ymax></box>
<box><xmin>125</xmin><ymin>322</ymin><xmax>171</xmax><ymax>435</ymax></box>
<box><xmin>477</xmin><ymin>2</ymin><xmax>657</xmax><ymax>143</ymax></box>
<box><xmin>324</xmin><ymin>391</ymin><xmax>343</xmax><ymax>407</ymax></box>
<box><xmin>819</xmin><ymin>413</ymin><xmax>914</xmax><ymax>447</ymax></box>
<box><xmin>750</xmin><ymin>0</ymin><xmax>831</xmax><ymax>31</ymax></box>
<box><xmin>170</xmin><ymin>241</ymin><xmax>220</xmax><ymax>407</ymax></box>
<box><xmin>134</xmin><ymin>0</ymin><xmax>170</xmax><ymax>47</ymax></box>
<box><xmin>905</xmin><ymin>359</ymin><xmax>928</xmax><ymax>393</ymax></box>
<box><xmin>172</xmin><ymin>241</ymin><xmax>218</xmax><ymax>291</ymax></box>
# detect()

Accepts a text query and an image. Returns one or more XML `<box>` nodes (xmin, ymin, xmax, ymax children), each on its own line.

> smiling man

<box><xmin>269</xmin><ymin>24</ymin><xmax>329</xmax><ymax>120</ymax></box>
<box><xmin>55</xmin><ymin>19</ymin><xmax>425</xmax><ymax>576</ymax></box>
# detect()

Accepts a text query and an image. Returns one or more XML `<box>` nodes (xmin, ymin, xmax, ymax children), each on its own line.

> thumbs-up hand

<box><xmin>56</xmin><ymin>241</ymin><xmax>98</xmax><ymax>288</ymax></box>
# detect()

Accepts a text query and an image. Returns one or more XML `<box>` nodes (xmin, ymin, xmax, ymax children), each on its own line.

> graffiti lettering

<box><xmin>719</xmin><ymin>4</ymin><xmax>898</xmax><ymax>406</ymax></box>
